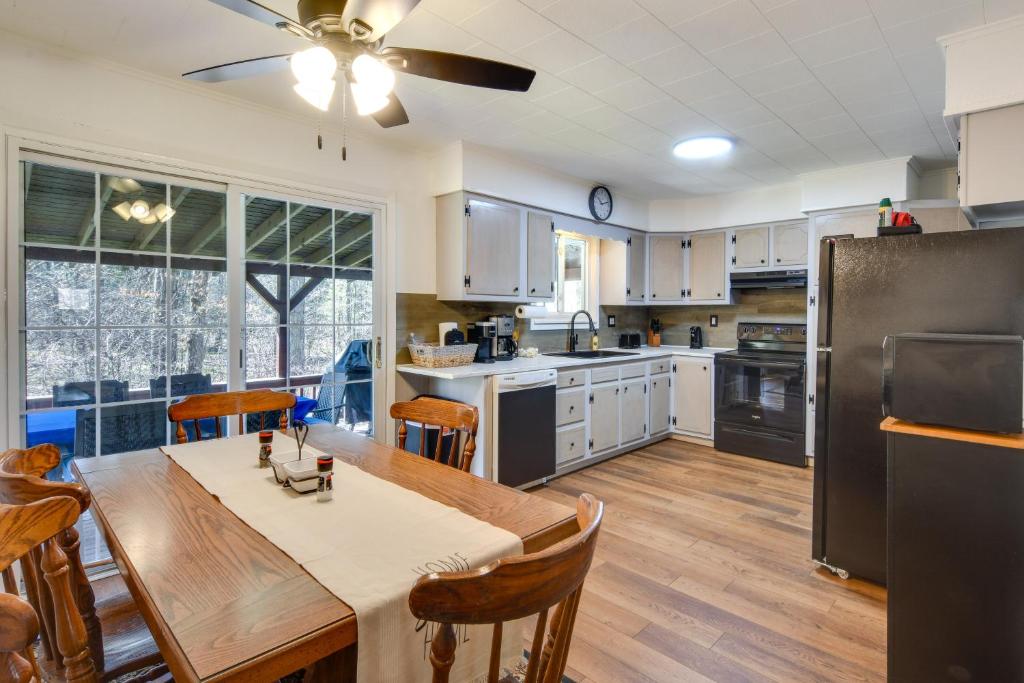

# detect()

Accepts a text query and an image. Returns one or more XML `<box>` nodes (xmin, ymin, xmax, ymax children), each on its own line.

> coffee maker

<box><xmin>467</xmin><ymin>321</ymin><xmax>496</xmax><ymax>363</ymax></box>
<box><xmin>491</xmin><ymin>315</ymin><xmax>517</xmax><ymax>361</ymax></box>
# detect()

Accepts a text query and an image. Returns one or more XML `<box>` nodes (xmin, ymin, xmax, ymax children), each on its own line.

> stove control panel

<box><xmin>737</xmin><ymin>322</ymin><xmax>807</xmax><ymax>343</ymax></box>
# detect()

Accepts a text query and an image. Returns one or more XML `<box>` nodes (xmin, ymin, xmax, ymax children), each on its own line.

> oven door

<box><xmin>715</xmin><ymin>355</ymin><xmax>806</xmax><ymax>434</ymax></box>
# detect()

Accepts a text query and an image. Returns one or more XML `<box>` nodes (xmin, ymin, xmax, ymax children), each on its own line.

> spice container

<box><xmin>316</xmin><ymin>456</ymin><xmax>334</xmax><ymax>502</ymax></box>
<box><xmin>258</xmin><ymin>430</ymin><xmax>274</xmax><ymax>468</ymax></box>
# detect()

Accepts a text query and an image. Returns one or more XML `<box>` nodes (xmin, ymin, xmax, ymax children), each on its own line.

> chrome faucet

<box><xmin>568</xmin><ymin>310</ymin><xmax>596</xmax><ymax>352</ymax></box>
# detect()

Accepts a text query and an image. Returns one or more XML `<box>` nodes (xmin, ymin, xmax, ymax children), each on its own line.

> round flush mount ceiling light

<box><xmin>673</xmin><ymin>136</ymin><xmax>734</xmax><ymax>160</ymax></box>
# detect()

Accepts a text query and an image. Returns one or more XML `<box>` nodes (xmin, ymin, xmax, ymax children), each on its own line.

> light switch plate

<box><xmin>710</xmin><ymin>314</ymin><xmax>718</xmax><ymax>327</ymax></box>
<box><xmin>607</xmin><ymin>315</ymin><xmax>616</xmax><ymax>327</ymax></box>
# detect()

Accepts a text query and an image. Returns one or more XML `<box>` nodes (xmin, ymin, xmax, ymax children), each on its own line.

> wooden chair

<box><xmin>390</xmin><ymin>397</ymin><xmax>479</xmax><ymax>472</ymax></box>
<box><xmin>167</xmin><ymin>388</ymin><xmax>296</xmax><ymax>444</ymax></box>
<box><xmin>0</xmin><ymin>444</ymin><xmax>166</xmax><ymax>682</ymax></box>
<box><xmin>408</xmin><ymin>494</ymin><xmax>603</xmax><ymax>683</ymax></box>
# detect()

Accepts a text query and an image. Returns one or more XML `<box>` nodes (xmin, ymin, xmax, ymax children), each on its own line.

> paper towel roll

<box><xmin>438</xmin><ymin>322</ymin><xmax>458</xmax><ymax>346</ymax></box>
<box><xmin>515</xmin><ymin>305</ymin><xmax>553</xmax><ymax>320</ymax></box>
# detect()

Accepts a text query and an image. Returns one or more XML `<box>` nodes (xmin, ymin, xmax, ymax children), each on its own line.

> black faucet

<box><xmin>568</xmin><ymin>310</ymin><xmax>596</xmax><ymax>352</ymax></box>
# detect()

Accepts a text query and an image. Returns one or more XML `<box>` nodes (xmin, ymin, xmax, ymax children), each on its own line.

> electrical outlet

<box><xmin>607</xmin><ymin>315</ymin><xmax>616</xmax><ymax>327</ymax></box>
<box><xmin>709</xmin><ymin>314</ymin><xmax>719</xmax><ymax>327</ymax></box>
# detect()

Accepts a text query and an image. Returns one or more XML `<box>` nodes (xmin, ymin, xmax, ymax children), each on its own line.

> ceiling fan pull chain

<box><xmin>316</xmin><ymin>111</ymin><xmax>323</xmax><ymax>151</ymax></box>
<box><xmin>341</xmin><ymin>84</ymin><xmax>348</xmax><ymax>162</ymax></box>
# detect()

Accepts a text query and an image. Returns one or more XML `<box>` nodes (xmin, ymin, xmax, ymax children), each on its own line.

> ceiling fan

<box><xmin>183</xmin><ymin>0</ymin><xmax>537</xmax><ymax>129</ymax></box>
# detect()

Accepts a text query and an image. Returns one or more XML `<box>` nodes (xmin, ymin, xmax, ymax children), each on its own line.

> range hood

<box><xmin>730</xmin><ymin>270</ymin><xmax>807</xmax><ymax>289</ymax></box>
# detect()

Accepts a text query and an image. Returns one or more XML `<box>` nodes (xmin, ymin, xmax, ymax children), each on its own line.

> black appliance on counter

<box><xmin>618</xmin><ymin>332</ymin><xmax>641</xmax><ymax>349</ymax></box>
<box><xmin>491</xmin><ymin>315</ymin><xmax>517</xmax><ymax>361</ymax></box>
<box><xmin>467</xmin><ymin>321</ymin><xmax>496</xmax><ymax>363</ymax></box>
<box><xmin>689</xmin><ymin>326</ymin><xmax>703</xmax><ymax>349</ymax></box>
<box><xmin>882</xmin><ymin>332</ymin><xmax>1023</xmax><ymax>433</ymax></box>
<box><xmin>730</xmin><ymin>269</ymin><xmax>807</xmax><ymax>289</ymax></box>
<box><xmin>714</xmin><ymin>323</ymin><xmax>807</xmax><ymax>467</ymax></box>
<box><xmin>814</xmin><ymin>228</ymin><xmax>1024</xmax><ymax>585</ymax></box>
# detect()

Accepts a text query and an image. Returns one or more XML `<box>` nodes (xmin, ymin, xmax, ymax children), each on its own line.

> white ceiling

<box><xmin>1</xmin><ymin>0</ymin><xmax>1020</xmax><ymax>198</ymax></box>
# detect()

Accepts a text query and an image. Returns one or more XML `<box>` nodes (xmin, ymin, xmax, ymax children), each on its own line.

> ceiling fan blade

<box><xmin>183</xmin><ymin>54</ymin><xmax>292</xmax><ymax>82</ymax></box>
<box><xmin>340</xmin><ymin>0</ymin><xmax>422</xmax><ymax>43</ymax></box>
<box><xmin>372</xmin><ymin>93</ymin><xmax>410</xmax><ymax>128</ymax></box>
<box><xmin>205</xmin><ymin>0</ymin><xmax>307</xmax><ymax>34</ymax></box>
<box><xmin>381</xmin><ymin>47</ymin><xmax>536</xmax><ymax>91</ymax></box>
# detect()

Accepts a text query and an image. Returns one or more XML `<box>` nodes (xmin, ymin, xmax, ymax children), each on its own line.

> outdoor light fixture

<box><xmin>111</xmin><ymin>199</ymin><xmax>175</xmax><ymax>224</ymax></box>
<box><xmin>672</xmin><ymin>136</ymin><xmax>734</xmax><ymax>160</ymax></box>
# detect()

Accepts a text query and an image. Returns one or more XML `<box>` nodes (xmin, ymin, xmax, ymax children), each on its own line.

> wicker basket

<box><xmin>408</xmin><ymin>343</ymin><xmax>478</xmax><ymax>368</ymax></box>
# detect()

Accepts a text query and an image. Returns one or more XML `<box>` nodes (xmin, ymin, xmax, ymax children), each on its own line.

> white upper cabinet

<box><xmin>464</xmin><ymin>200</ymin><xmax>522</xmax><ymax>297</ymax></box>
<box><xmin>772</xmin><ymin>223</ymin><xmax>808</xmax><ymax>267</ymax></box>
<box><xmin>732</xmin><ymin>226</ymin><xmax>769</xmax><ymax>269</ymax></box>
<box><xmin>627</xmin><ymin>233</ymin><xmax>645</xmax><ymax>302</ymax></box>
<box><xmin>526</xmin><ymin>211</ymin><xmax>555</xmax><ymax>300</ymax></box>
<box><xmin>648</xmin><ymin>235</ymin><xmax>686</xmax><ymax>303</ymax></box>
<box><xmin>687</xmin><ymin>231</ymin><xmax>727</xmax><ymax>303</ymax></box>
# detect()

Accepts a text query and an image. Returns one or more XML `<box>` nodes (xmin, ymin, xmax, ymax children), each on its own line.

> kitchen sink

<box><xmin>543</xmin><ymin>350</ymin><xmax>640</xmax><ymax>359</ymax></box>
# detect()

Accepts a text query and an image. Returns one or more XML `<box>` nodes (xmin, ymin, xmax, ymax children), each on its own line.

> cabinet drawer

<box><xmin>648</xmin><ymin>358</ymin><xmax>671</xmax><ymax>375</ymax></box>
<box><xmin>557</xmin><ymin>370</ymin><xmax>585</xmax><ymax>389</ymax></box>
<box><xmin>556</xmin><ymin>389</ymin><xmax>585</xmax><ymax>426</ymax></box>
<box><xmin>590</xmin><ymin>366</ymin><xmax>620</xmax><ymax>384</ymax></box>
<box><xmin>620</xmin><ymin>363</ymin><xmax>646</xmax><ymax>380</ymax></box>
<box><xmin>556</xmin><ymin>426</ymin><xmax>585</xmax><ymax>465</ymax></box>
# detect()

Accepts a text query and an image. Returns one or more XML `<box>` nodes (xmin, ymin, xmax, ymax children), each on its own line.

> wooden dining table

<box><xmin>72</xmin><ymin>425</ymin><xmax>577</xmax><ymax>683</ymax></box>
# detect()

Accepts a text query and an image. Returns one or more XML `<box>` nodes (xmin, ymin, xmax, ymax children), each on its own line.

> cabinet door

<box><xmin>627</xmin><ymin>234</ymin><xmax>645</xmax><ymax>301</ymax></box>
<box><xmin>649</xmin><ymin>236</ymin><xmax>685</xmax><ymax>302</ymax></box>
<box><xmin>733</xmin><ymin>226</ymin><xmax>769</xmax><ymax>268</ymax></box>
<box><xmin>688</xmin><ymin>231</ymin><xmax>726</xmax><ymax>301</ymax></box>
<box><xmin>674</xmin><ymin>357</ymin><xmax>711</xmax><ymax>436</ymax></box>
<box><xmin>465</xmin><ymin>200</ymin><xmax>521</xmax><ymax>297</ymax></box>
<box><xmin>773</xmin><ymin>223</ymin><xmax>808</xmax><ymax>267</ymax></box>
<box><xmin>526</xmin><ymin>211</ymin><xmax>554</xmax><ymax>299</ymax></box>
<box><xmin>620</xmin><ymin>379</ymin><xmax>646</xmax><ymax>444</ymax></box>
<box><xmin>589</xmin><ymin>384</ymin><xmax>620</xmax><ymax>453</ymax></box>
<box><xmin>649</xmin><ymin>375</ymin><xmax>671</xmax><ymax>435</ymax></box>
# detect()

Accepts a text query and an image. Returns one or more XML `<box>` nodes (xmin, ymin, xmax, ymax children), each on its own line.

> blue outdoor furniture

<box><xmin>308</xmin><ymin>340</ymin><xmax>372</xmax><ymax>427</ymax></box>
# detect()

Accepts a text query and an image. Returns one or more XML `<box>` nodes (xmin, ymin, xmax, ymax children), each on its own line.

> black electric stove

<box><xmin>714</xmin><ymin>323</ymin><xmax>807</xmax><ymax>467</ymax></box>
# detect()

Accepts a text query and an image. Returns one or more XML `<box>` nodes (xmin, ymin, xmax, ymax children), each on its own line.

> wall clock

<box><xmin>588</xmin><ymin>185</ymin><xmax>613</xmax><ymax>222</ymax></box>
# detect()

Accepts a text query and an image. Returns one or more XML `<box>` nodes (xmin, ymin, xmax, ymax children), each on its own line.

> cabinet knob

<box><xmin>569</xmin><ymin>406</ymin><xmax>574</xmax><ymax>412</ymax></box>
<box><xmin>570</xmin><ymin>442</ymin><xmax>574</xmax><ymax>448</ymax></box>
<box><xmin>530</xmin><ymin>287</ymin><xmax>536</xmax><ymax>293</ymax></box>
<box><xmin>776</xmin><ymin>258</ymin><xmax>781</xmax><ymax>263</ymax></box>
<box><xmin>716</xmin><ymin>292</ymin><xmax>721</xmax><ymax>297</ymax></box>
<box><xmin>513</xmin><ymin>286</ymin><xmax>519</xmax><ymax>293</ymax></box>
<box><xmin>761</xmin><ymin>259</ymin><xmax>765</xmax><ymax>263</ymax></box>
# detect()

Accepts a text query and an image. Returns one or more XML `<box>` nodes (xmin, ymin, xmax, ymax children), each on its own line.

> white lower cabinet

<box><xmin>672</xmin><ymin>355</ymin><xmax>713</xmax><ymax>438</ymax></box>
<box><xmin>649</xmin><ymin>374</ymin><xmax>671</xmax><ymax>436</ymax></box>
<box><xmin>589</xmin><ymin>383</ymin><xmax>620</xmax><ymax>454</ymax></box>
<box><xmin>556</xmin><ymin>425</ymin><xmax>585</xmax><ymax>466</ymax></box>
<box><xmin>620</xmin><ymin>378</ymin><xmax>647</xmax><ymax>444</ymax></box>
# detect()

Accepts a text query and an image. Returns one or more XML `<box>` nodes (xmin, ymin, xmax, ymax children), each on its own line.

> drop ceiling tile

<box><xmin>384</xmin><ymin>8</ymin><xmax>479</xmax><ymax>53</ymax></box>
<box><xmin>531</xmin><ymin>85</ymin><xmax>606</xmax><ymax>118</ymax></box>
<box><xmin>566</xmin><ymin>104</ymin><xmax>638</xmax><ymax>132</ymax></box>
<box><xmin>868</xmin><ymin>126</ymin><xmax>942</xmax><ymax>156</ymax></box>
<box><xmin>757</xmin><ymin>80</ymin><xmax>835</xmax><ymax>113</ymax></box>
<box><xmin>705</xmin><ymin>30</ymin><xmax>797</xmax><ymax>78</ymax></box>
<box><xmin>519</xmin><ymin>0</ymin><xmax>560</xmax><ymax>11</ymax></box>
<box><xmin>765</xmin><ymin>0</ymin><xmax>873</xmax><ymax>42</ymax></box>
<box><xmin>881</xmin><ymin>1</ymin><xmax>984</xmax><ymax>57</ymax></box>
<box><xmin>630</xmin><ymin>45</ymin><xmax>713</xmax><ymax>86</ymax></box>
<box><xmin>789</xmin><ymin>16</ymin><xmax>887</xmax><ymax>67</ymax></box>
<box><xmin>473</xmin><ymin>94</ymin><xmax>545</xmax><ymax>121</ymax></box>
<box><xmin>689</xmin><ymin>91</ymin><xmax>761</xmax><ymax>120</ymax></box>
<box><xmin>594</xmin><ymin>78</ymin><xmax>667</xmax><ymax>109</ymax></box>
<box><xmin>560</xmin><ymin>55</ymin><xmax>638</xmax><ymax>93</ymax></box>
<box><xmin>735</xmin><ymin>119</ymin><xmax>807</xmax><ymax>152</ymax></box>
<box><xmin>791</xmin><ymin>112</ymin><xmax>861</xmax><ymax>138</ymax></box>
<box><xmin>812</xmin><ymin>48</ymin><xmax>908</xmax><ymax>93</ymax></box>
<box><xmin>895</xmin><ymin>49</ymin><xmax>946</xmax><ymax>95</ymax></box>
<box><xmin>512</xmin><ymin>28</ymin><xmax>602</xmax><ymax>74</ymax></box>
<box><xmin>458</xmin><ymin>0</ymin><xmax>560</xmax><ymax>53</ymax></box>
<box><xmin>659</xmin><ymin>117</ymin><xmax>730</xmax><ymax>141</ymax></box>
<box><xmin>822</xmin><ymin>143</ymin><xmax>886</xmax><ymax>165</ymax></box>
<box><xmin>772</xmin><ymin>143</ymin><xmax>834</xmax><ymax>172</ymax></box>
<box><xmin>856</xmin><ymin>106</ymin><xmax>928</xmax><ymax>134</ymax></box>
<box><xmin>522</xmin><ymin>71</ymin><xmax>571</xmax><ymax>101</ymax></box>
<box><xmin>663</xmin><ymin>68</ymin><xmax>743</xmax><ymax>104</ymax></box>
<box><xmin>733</xmin><ymin>59</ymin><xmax>816</xmax><ymax>95</ymax></box>
<box><xmin>624</xmin><ymin>128</ymin><xmax>676</xmax><ymax>155</ymax></box>
<box><xmin>627</xmin><ymin>98</ymin><xmax>706</xmax><ymax>130</ymax></box>
<box><xmin>514</xmin><ymin>109</ymin><xmax>575</xmax><ymax>134</ymax></box>
<box><xmin>750</xmin><ymin>0</ymin><xmax>794</xmax><ymax>11</ymax></box>
<box><xmin>636</xmin><ymin>0</ymin><xmax>734</xmax><ymax>26</ymax></box>
<box><xmin>776</xmin><ymin>97</ymin><xmax>847</xmax><ymax>126</ymax></box>
<box><xmin>672</xmin><ymin>0</ymin><xmax>773</xmax><ymax>53</ymax></box>
<box><xmin>540</xmin><ymin>0</ymin><xmax>647</xmax><ymax>40</ymax></box>
<box><xmin>984</xmin><ymin>0</ymin><xmax>1024</xmax><ymax>22</ymax></box>
<box><xmin>420</xmin><ymin>0</ymin><xmax>496</xmax><ymax>24</ymax></box>
<box><xmin>591</xmin><ymin>14</ymin><xmax>683</xmax><ymax>64</ymax></box>
<box><xmin>866</xmin><ymin>0</ymin><xmax>980</xmax><ymax>27</ymax></box>
<box><xmin>713</xmin><ymin>103</ymin><xmax>779</xmax><ymax>130</ymax></box>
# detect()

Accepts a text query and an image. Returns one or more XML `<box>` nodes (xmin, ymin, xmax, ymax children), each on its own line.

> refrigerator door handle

<box><xmin>881</xmin><ymin>335</ymin><xmax>894</xmax><ymax>417</ymax></box>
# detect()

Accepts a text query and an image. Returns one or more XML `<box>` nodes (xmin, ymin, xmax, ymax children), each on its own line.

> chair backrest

<box><xmin>53</xmin><ymin>381</ymin><xmax>128</xmax><ymax>407</ymax></box>
<box><xmin>389</xmin><ymin>397</ymin><xmax>479</xmax><ymax>472</ymax></box>
<box><xmin>0</xmin><ymin>495</ymin><xmax>96</xmax><ymax>682</ymax></box>
<box><xmin>149</xmin><ymin>373</ymin><xmax>213</xmax><ymax>399</ymax></box>
<box><xmin>167</xmin><ymin>389</ymin><xmax>296</xmax><ymax>444</ymax></box>
<box><xmin>408</xmin><ymin>494</ymin><xmax>603</xmax><ymax>683</ymax></box>
<box><xmin>0</xmin><ymin>446</ymin><xmax>102</xmax><ymax>678</ymax></box>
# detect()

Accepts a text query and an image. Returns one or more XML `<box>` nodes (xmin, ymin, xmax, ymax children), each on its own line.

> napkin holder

<box><xmin>281</xmin><ymin>458</ymin><xmax>319</xmax><ymax>493</ymax></box>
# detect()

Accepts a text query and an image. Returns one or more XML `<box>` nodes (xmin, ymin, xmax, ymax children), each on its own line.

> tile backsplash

<box><xmin>396</xmin><ymin>288</ymin><xmax>807</xmax><ymax>362</ymax></box>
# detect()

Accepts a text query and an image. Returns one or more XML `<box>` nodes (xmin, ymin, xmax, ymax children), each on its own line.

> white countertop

<box><xmin>397</xmin><ymin>345</ymin><xmax>734</xmax><ymax>380</ymax></box>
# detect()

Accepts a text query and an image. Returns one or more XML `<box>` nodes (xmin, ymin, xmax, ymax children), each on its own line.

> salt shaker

<box><xmin>258</xmin><ymin>430</ymin><xmax>273</xmax><ymax>468</ymax></box>
<box><xmin>316</xmin><ymin>456</ymin><xmax>333</xmax><ymax>502</ymax></box>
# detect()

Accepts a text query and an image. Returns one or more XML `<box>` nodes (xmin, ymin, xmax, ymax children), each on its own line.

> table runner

<box><xmin>162</xmin><ymin>433</ymin><xmax>524</xmax><ymax>683</ymax></box>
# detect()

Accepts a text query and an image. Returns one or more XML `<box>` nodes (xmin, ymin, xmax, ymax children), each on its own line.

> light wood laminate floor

<box><xmin>530</xmin><ymin>438</ymin><xmax>887</xmax><ymax>682</ymax></box>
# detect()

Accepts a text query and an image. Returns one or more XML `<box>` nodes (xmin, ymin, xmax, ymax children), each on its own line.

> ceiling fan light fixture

<box><xmin>290</xmin><ymin>46</ymin><xmax>337</xmax><ymax>84</ymax></box>
<box><xmin>129</xmin><ymin>200</ymin><xmax>151</xmax><ymax>219</ymax></box>
<box><xmin>672</xmin><ymin>136</ymin><xmax>734</xmax><ymax>160</ymax></box>
<box><xmin>293</xmin><ymin>79</ymin><xmax>336</xmax><ymax>111</ymax></box>
<box><xmin>351</xmin><ymin>54</ymin><xmax>395</xmax><ymax>96</ymax></box>
<box><xmin>112</xmin><ymin>201</ymin><xmax>133</xmax><ymax>221</ymax></box>
<box><xmin>350</xmin><ymin>82</ymin><xmax>389</xmax><ymax>116</ymax></box>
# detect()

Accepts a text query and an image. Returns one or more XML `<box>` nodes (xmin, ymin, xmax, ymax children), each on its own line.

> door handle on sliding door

<box><xmin>375</xmin><ymin>336</ymin><xmax>382</xmax><ymax>369</ymax></box>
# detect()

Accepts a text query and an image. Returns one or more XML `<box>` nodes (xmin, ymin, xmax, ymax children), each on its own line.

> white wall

<box><xmin>649</xmin><ymin>182</ymin><xmax>803</xmax><ymax>231</ymax></box>
<box><xmin>460</xmin><ymin>142</ymin><xmax>649</xmax><ymax>229</ymax></box>
<box><xmin>0</xmin><ymin>30</ymin><xmax>438</xmax><ymax>294</ymax></box>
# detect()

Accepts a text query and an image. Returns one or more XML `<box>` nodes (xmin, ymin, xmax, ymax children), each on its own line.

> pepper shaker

<box><xmin>258</xmin><ymin>430</ymin><xmax>274</xmax><ymax>468</ymax></box>
<box><xmin>316</xmin><ymin>456</ymin><xmax>333</xmax><ymax>502</ymax></box>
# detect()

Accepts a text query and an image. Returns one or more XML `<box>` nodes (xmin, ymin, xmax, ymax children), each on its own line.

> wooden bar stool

<box><xmin>167</xmin><ymin>388</ymin><xmax>296</xmax><ymax>444</ymax></box>
<box><xmin>390</xmin><ymin>397</ymin><xmax>479</xmax><ymax>472</ymax></box>
<box><xmin>409</xmin><ymin>493</ymin><xmax>603</xmax><ymax>682</ymax></box>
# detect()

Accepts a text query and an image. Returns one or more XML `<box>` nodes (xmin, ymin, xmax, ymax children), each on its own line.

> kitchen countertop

<box><xmin>397</xmin><ymin>345</ymin><xmax>734</xmax><ymax>380</ymax></box>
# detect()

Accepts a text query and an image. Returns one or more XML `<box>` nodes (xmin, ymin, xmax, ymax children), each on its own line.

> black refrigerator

<box><xmin>812</xmin><ymin>227</ymin><xmax>1024</xmax><ymax>584</ymax></box>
